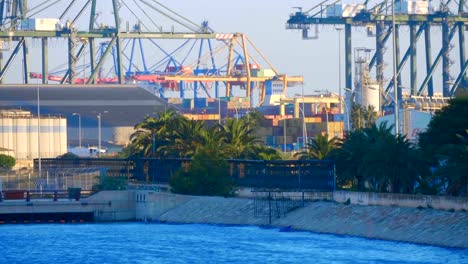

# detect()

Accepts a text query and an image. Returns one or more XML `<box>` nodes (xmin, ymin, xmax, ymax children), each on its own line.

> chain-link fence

<box><xmin>0</xmin><ymin>168</ymin><xmax>103</xmax><ymax>191</ymax></box>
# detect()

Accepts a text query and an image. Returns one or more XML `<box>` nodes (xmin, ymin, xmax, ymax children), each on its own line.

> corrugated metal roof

<box><xmin>0</xmin><ymin>84</ymin><xmax>173</xmax><ymax>126</ymax></box>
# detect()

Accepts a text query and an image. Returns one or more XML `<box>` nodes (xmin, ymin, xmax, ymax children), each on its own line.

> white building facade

<box><xmin>0</xmin><ymin>110</ymin><xmax>67</xmax><ymax>160</ymax></box>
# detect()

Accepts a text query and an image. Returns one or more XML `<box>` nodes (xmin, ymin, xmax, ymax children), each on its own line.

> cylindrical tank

<box><xmin>113</xmin><ymin>126</ymin><xmax>135</xmax><ymax>146</ymax></box>
<box><xmin>361</xmin><ymin>84</ymin><xmax>380</xmax><ymax>110</ymax></box>
<box><xmin>15</xmin><ymin>118</ymin><xmax>29</xmax><ymax>159</ymax></box>
<box><xmin>0</xmin><ymin>111</ymin><xmax>67</xmax><ymax>160</ymax></box>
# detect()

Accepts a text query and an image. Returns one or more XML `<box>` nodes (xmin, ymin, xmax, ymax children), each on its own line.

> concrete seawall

<box><xmin>333</xmin><ymin>191</ymin><xmax>468</xmax><ymax>211</ymax></box>
<box><xmin>134</xmin><ymin>191</ymin><xmax>468</xmax><ymax>249</ymax></box>
<box><xmin>2</xmin><ymin>190</ymin><xmax>466</xmax><ymax>248</ymax></box>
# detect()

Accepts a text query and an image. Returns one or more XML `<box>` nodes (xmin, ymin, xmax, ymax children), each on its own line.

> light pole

<box><xmin>97</xmin><ymin>111</ymin><xmax>108</xmax><ymax>157</ymax></box>
<box><xmin>277</xmin><ymin>99</ymin><xmax>291</xmax><ymax>152</ymax></box>
<box><xmin>234</xmin><ymin>104</ymin><xmax>239</xmax><ymax>121</ymax></box>
<box><xmin>218</xmin><ymin>96</ymin><xmax>221</xmax><ymax>125</ymax></box>
<box><xmin>391</xmin><ymin>0</ymin><xmax>399</xmax><ymax>134</ymax></box>
<box><xmin>324</xmin><ymin>105</ymin><xmax>329</xmax><ymax>137</ymax></box>
<box><xmin>336</xmin><ymin>27</ymin><xmax>344</xmax><ymax>114</ymax></box>
<box><xmin>340</xmin><ymin>97</ymin><xmax>350</xmax><ymax>132</ymax></box>
<box><xmin>294</xmin><ymin>93</ymin><xmax>307</xmax><ymax>148</ymax></box>
<box><xmin>328</xmin><ymin>91</ymin><xmax>350</xmax><ymax>132</ymax></box>
<box><xmin>72</xmin><ymin>113</ymin><xmax>81</xmax><ymax>148</ymax></box>
<box><xmin>314</xmin><ymin>90</ymin><xmax>330</xmax><ymax>137</ymax></box>
<box><xmin>214</xmin><ymin>97</ymin><xmax>238</xmax><ymax>123</ymax></box>
<box><xmin>36</xmin><ymin>83</ymin><xmax>41</xmax><ymax>179</ymax></box>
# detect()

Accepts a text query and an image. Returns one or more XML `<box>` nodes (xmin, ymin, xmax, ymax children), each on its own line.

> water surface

<box><xmin>1</xmin><ymin>223</ymin><xmax>466</xmax><ymax>263</ymax></box>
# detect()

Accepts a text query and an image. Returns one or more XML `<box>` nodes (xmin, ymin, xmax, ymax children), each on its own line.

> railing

<box><xmin>0</xmin><ymin>188</ymin><xmax>86</xmax><ymax>202</ymax></box>
<box><xmin>35</xmin><ymin>158</ymin><xmax>336</xmax><ymax>191</ymax></box>
<box><xmin>253</xmin><ymin>190</ymin><xmax>319</xmax><ymax>224</ymax></box>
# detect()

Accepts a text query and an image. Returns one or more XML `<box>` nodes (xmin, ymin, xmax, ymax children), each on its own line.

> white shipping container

<box><xmin>342</xmin><ymin>4</ymin><xmax>365</xmax><ymax>17</ymax></box>
<box><xmin>21</xmin><ymin>18</ymin><xmax>60</xmax><ymax>31</ymax></box>
<box><xmin>408</xmin><ymin>1</ymin><xmax>429</xmax><ymax>15</ymax></box>
<box><xmin>327</xmin><ymin>4</ymin><xmax>365</xmax><ymax>18</ymax></box>
<box><xmin>395</xmin><ymin>1</ymin><xmax>429</xmax><ymax>15</ymax></box>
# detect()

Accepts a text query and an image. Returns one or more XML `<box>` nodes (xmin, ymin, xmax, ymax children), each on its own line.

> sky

<box><xmin>3</xmin><ymin>0</ymin><xmax>464</xmax><ymax>98</ymax></box>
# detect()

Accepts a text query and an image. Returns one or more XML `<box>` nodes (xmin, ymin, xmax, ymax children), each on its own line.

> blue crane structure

<box><xmin>0</xmin><ymin>0</ymin><xmax>303</xmax><ymax>105</ymax></box>
<box><xmin>286</xmin><ymin>0</ymin><xmax>467</xmax><ymax>102</ymax></box>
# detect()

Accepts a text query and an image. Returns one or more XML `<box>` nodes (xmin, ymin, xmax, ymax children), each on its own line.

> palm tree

<box><xmin>334</xmin><ymin>129</ymin><xmax>368</xmax><ymax>191</ymax></box>
<box><xmin>161</xmin><ymin>118</ymin><xmax>207</xmax><ymax>158</ymax></box>
<box><xmin>245</xmin><ymin>109</ymin><xmax>266</xmax><ymax>127</ymax></box>
<box><xmin>220</xmin><ymin>118</ymin><xmax>260</xmax><ymax>159</ymax></box>
<box><xmin>363</xmin><ymin>130</ymin><xmax>426</xmax><ymax>193</ymax></box>
<box><xmin>129</xmin><ymin>109</ymin><xmax>182</xmax><ymax>158</ymax></box>
<box><xmin>363</xmin><ymin>105</ymin><xmax>378</xmax><ymax>128</ymax></box>
<box><xmin>431</xmin><ymin>130</ymin><xmax>468</xmax><ymax>196</ymax></box>
<box><xmin>129</xmin><ymin>116</ymin><xmax>159</xmax><ymax>157</ymax></box>
<box><xmin>335</xmin><ymin>122</ymin><xmax>428</xmax><ymax>193</ymax></box>
<box><xmin>294</xmin><ymin>133</ymin><xmax>339</xmax><ymax>160</ymax></box>
<box><xmin>253</xmin><ymin>145</ymin><xmax>283</xmax><ymax>160</ymax></box>
<box><xmin>350</xmin><ymin>103</ymin><xmax>364</xmax><ymax>129</ymax></box>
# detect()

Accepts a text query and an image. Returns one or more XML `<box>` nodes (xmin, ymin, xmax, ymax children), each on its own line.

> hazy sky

<box><xmin>4</xmin><ymin>0</ymin><xmax>463</xmax><ymax>97</ymax></box>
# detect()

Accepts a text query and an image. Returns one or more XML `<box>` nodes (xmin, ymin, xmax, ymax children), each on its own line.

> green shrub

<box><xmin>56</xmin><ymin>152</ymin><xmax>80</xmax><ymax>159</ymax></box>
<box><xmin>169</xmin><ymin>147</ymin><xmax>233</xmax><ymax>196</ymax></box>
<box><xmin>92</xmin><ymin>176</ymin><xmax>128</xmax><ymax>191</ymax></box>
<box><xmin>0</xmin><ymin>154</ymin><xmax>15</xmax><ymax>169</ymax></box>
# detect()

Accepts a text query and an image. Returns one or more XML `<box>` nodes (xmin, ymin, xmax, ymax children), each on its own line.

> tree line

<box><xmin>123</xmin><ymin>96</ymin><xmax>467</xmax><ymax>197</ymax></box>
<box><xmin>295</xmin><ymin>96</ymin><xmax>467</xmax><ymax>196</ymax></box>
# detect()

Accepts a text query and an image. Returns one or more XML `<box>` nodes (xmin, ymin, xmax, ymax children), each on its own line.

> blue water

<box><xmin>0</xmin><ymin>223</ymin><xmax>467</xmax><ymax>264</ymax></box>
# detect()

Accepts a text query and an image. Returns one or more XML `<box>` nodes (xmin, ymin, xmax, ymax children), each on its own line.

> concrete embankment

<box><xmin>135</xmin><ymin>192</ymin><xmax>468</xmax><ymax>249</ymax></box>
<box><xmin>2</xmin><ymin>190</ymin><xmax>466</xmax><ymax>248</ymax></box>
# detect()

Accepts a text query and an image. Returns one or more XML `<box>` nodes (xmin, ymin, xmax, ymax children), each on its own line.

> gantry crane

<box><xmin>0</xmin><ymin>0</ymin><xmax>303</xmax><ymax>105</ymax></box>
<box><xmin>286</xmin><ymin>0</ymin><xmax>467</xmax><ymax>102</ymax></box>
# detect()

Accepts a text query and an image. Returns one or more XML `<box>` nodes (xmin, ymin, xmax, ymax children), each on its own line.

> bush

<box><xmin>0</xmin><ymin>154</ymin><xmax>15</xmax><ymax>169</ymax></box>
<box><xmin>169</xmin><ymin>147</ymin><xmax>233</xmax><ymax>196</ymax></box>
<box><xmin>56</xmin><ymin>152</ymin><xmax>80</xmax><ymax>159</ymax></box>
<box><xmin>92</xmin><ymin>176</ymin><xmax>128</xmax><ymax>192</ymax></box>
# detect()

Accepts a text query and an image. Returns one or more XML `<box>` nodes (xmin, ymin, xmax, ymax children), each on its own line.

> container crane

<box><xmin>286</xmin><ymin>0</ymin><xmax>467</xmax><ymax>102</ymax></box>
<box><xmin>1</xmin><ymin>0</ymin><xmax>303</xmax><ymax>105</ymax></box>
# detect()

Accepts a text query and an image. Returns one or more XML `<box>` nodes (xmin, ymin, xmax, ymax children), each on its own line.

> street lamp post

<box><xmin>36</xmin><ymin>83</ymin><xmax>41</xmax><ymax>179</ymax></box>
<box><xmin>72</xmin><ymin>113</ymin><xmax>81</xmax><ymax>148</ymax></box>
<box><xmin>234</xmin><ymin>105</ymin><xmax>239</xmax><ymax>121</ymax></box>
<box><xmin>218</xmin><ymin>97</ymin><xmax>221</xmax><ymax>125</ymax></box>
<box><xmin>214</xmin><ymin>97</ymin><xmax>238</xmax><ymax>123</ymax></box>
<box><xmin>391</xmin><ymin>0</ymin><xmax>399</xmax><ymax>134</ymax></box>
<box><xmin>314</xmin><ymin>91</ymin><xmax>330</xmax><ymax>137</ymax></box>
<box><xmin>97</xmin><ymin>111</ymin><xmax>108</xmax><ymax>157</ymax></box>
<box><xmin>294</xmin><ymin>93</ymin><xmax>307</xmax><ymax>148</ymax></box>
<box><xmin>328</xmin><ymin>91</ymin><xmax>350</xmax><ymax>132</ymax></box>
<box><xmin>324</xmin><ymin>106</ymin><xmax>329</xmax><ymax>137</ymax></box>
<box><xmin>336</xmin><ymin>27</ymin><xmax>343</xmax><ymax>114</ymax></box>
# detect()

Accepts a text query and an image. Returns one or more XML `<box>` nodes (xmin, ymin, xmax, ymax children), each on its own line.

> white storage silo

<box><xmin>361</xmin><ymin>83</ymin><xmax>380</xmax><ymax>110</ymax></box>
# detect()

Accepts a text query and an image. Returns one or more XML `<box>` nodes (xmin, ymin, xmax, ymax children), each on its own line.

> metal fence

<box><xmin>253</xmin><ymin>190</ymin><xmax>319</xmax><ymax>224</ymax></box>
<box><xmin>0</xmin><ymin>168</ymin><xmax>102</xmax><ymax>191</ymax></box>
<box><xmin>35</xmin><ymin>158</ymin><xmax>336</xmax><ymax>191</ymax></box>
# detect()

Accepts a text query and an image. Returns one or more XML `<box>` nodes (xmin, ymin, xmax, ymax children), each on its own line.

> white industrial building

<box><xmin>0</xmin><ymin>109</ymin><xmax>67</xmax><ymax>160</ymax></box>
<box><xmin>377</xmin><ymin>109</ymin><xmax>433</xmax><ymax>143</ymax></box>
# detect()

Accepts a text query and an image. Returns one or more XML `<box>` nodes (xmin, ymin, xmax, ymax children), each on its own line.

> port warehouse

<box><xmin>0</xmin><ymin>85</ymin><xmax>172</xmax><ymax>161</ymax></box>
<box><xmin>35</xmin><ymin>158</ymin><xmax>336</xmax><ymax>191</ymax></box>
